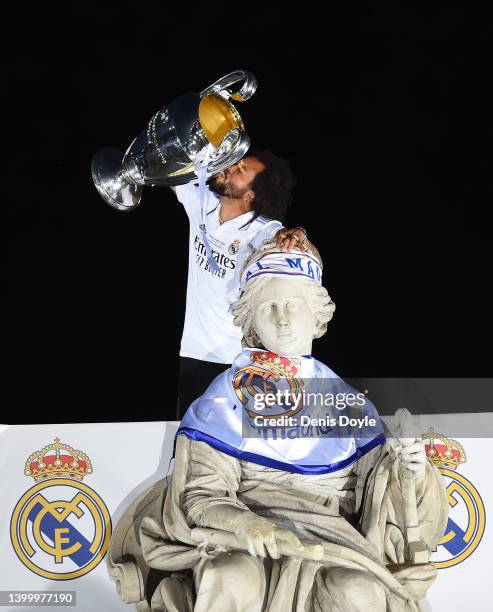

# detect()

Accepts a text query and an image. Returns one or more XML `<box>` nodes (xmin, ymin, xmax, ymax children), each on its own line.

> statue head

<box><xmin>233</xmin><ymin>240</ymin><xmax>335</xmax><ymax>355</ymax></box>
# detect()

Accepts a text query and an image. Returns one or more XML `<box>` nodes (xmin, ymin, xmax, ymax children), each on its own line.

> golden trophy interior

<box><xmin>198</xmin><ymin>94</ymin><xmax>245</xmax><ymax>147</ymax></box>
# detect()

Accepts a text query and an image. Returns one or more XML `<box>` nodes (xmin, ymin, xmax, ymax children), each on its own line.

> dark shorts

<box><xmin>176</xmin><ymin>356</ymin><xmax>230</xmax><ymax>419</ymax></box>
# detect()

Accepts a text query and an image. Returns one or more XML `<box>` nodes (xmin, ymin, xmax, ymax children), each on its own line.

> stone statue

<box><xmin>108</xmin><ymin>241</ymin><xmax>448</xmax><ymax>611</ymax></box>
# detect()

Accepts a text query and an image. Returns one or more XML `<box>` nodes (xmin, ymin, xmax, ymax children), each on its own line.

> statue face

<box><xmin>252</xmin><ymin>277</ymin><xmax>317</xmax><ymax>356</ymax></box>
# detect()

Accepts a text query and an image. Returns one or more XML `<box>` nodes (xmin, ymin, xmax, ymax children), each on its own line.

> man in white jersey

<box><xmin>172</xmin><ymin>149</ymin><xmax>320</xmax><ymax>417</ymax></box>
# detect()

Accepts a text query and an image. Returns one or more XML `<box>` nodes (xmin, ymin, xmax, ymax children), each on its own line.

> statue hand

<box><xmin>394</xmin><ymin>437</ymin><xmax>427</xmax><ymax>483</ymax></box>
<box><xmin>235</xmin><ymin>514</ymin><xmax>304</xmax><ymax>559</ymax></box>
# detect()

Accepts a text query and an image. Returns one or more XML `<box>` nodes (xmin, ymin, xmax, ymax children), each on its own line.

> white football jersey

<box><xmin>176</xmin><ymin>183</ymin><xmax>283</xmax><ymax>363</ymax></box>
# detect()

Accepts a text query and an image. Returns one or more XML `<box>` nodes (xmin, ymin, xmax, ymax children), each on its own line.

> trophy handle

<box><xmin>200</xmin><ymin>70</ymin><xmax>257</xmax><ymax>102</ymax></box>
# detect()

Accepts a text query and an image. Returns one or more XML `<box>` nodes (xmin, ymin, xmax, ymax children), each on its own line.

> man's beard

<box><xmin>208</xmin><ymin>175</ymin><xmax>248</xmax><ymax>200</ymax></box>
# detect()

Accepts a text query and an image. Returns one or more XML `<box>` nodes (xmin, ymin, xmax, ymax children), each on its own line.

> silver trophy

<box><xmin>91</xmin><ymin>70</ymin><xmax>257</xmax><ymax>211</ymax></box>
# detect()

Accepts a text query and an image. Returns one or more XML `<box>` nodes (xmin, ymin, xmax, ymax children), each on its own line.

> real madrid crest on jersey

<box><xmin>10</xmin><ymin>438</ymin><xmax>111</xmax><ymax>580</ymax></box>
<box><xmin>424</xmin><ymin>429</ymin><xmax>485</xmax><ymax>569</ymax></box>
<box><xmin>228</xmin><ymin>239</ymin><xmax>241</xmax><ymax>255</ymax></box>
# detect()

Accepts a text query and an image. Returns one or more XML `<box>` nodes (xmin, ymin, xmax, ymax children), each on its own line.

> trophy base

<box><xmin>91</xmin><ymin>147</ymin><xmax>143</xmax><ymax>212</ymax></box>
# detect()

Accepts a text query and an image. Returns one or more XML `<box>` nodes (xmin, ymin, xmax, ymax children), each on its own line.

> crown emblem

<box><xmin>251</xmin><ymin>351</ymin><xmax>299</xmax><ymax>377</ymax></box>
<box><xmin>24</xmin><ymin>438</ymin><xmax>93</xmax><ymax>482</ymax></box>
<box><xmin>422</xmin><ymin>428</ymin><xmax>466</xmax><ymax>470</ymax></box>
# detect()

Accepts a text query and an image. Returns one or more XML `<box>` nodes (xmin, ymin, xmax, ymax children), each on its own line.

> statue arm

<box><xmin>357</xmin><ymin>437</ymin><xmax>448</xmax><ymax>562</ymax></box>
<box><xmin>387</xmin><ymin>452</ymin><xmax>449</xmax><ymax>552</ymax></box>
<box><xmin>180</xmin><ymin>438</ymin><xmax>254</xmax><ymax>528</ymax></box>
<box><xmin>180</xmin><ymin>438</ymin><xmax>304</xmax><ymax>558</ymax></box>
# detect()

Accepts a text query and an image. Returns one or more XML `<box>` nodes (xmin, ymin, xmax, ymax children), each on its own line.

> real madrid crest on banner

<box><xmin>424</xmin><ymin>428</ymin><xmax>486</xmax><ymax>569</ymax></box>
<box><xmin>10</xmin><ymin>438</ymin><xmax>111</xmax><ymax>580</ymax></box>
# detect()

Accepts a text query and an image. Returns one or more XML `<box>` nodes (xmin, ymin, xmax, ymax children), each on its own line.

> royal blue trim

<box><xmin>238</xmin><ymin>214</ymin><xmax>278</xmax><ymax>230</ymax></box>
<box><xmin>176</xmin><ymin>427</ymin><xmax>386</xmax><ymax>475</ymax></box>
<box><xmin>238</xmin><ymin>214</ymin><xmax>257</xmax><ymax>230</ymax></box>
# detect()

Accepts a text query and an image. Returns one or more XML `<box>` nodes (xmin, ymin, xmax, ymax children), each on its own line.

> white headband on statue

<box><xmin>240</xmin><ymin>250</ymin><xmax>322</xmax><ymax>288</ymax></box>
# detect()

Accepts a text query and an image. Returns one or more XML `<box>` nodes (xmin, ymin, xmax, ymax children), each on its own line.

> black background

<box><xmin>7</xmin><ymin>3</ymin><xmax>492</xmax><ymax>423</ymax></box>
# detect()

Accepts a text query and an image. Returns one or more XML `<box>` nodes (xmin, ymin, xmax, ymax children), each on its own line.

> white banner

<box><xmin>0</xmin><ymin>417</ymin><xmax>490</xmax><ymax>611</ymax></box>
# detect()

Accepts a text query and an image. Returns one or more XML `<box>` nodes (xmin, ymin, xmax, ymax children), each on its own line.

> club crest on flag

<box><xmin>10</xmin><ymin>438</ymin><xmax>111</xmax><ymax>580</ymax></box>
<box><xmin>423</xmin><ymin>428</ymin><xmax>486</xmax><ymax>569</ymax></box>
<box><xmin>233</xmin><ymin>351</ymin><xmax>304</xmax><ymax>420</ymax></box>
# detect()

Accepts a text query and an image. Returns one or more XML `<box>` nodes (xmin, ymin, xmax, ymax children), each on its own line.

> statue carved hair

<box><xmin>232</xmin><ymin>240</ymin><xmax>336</xmax><ymax>348</ymax></box>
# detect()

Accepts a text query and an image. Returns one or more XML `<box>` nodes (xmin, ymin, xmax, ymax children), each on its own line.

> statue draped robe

<box><xmin>134</xmin><ymin>433</ymin><xmax>448</xmax><ymax>611</ymax></box>
<box><xmin>109</xmin><ymin>351</ymin><xmax>447</xmax><ymax>610</ymax></box>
